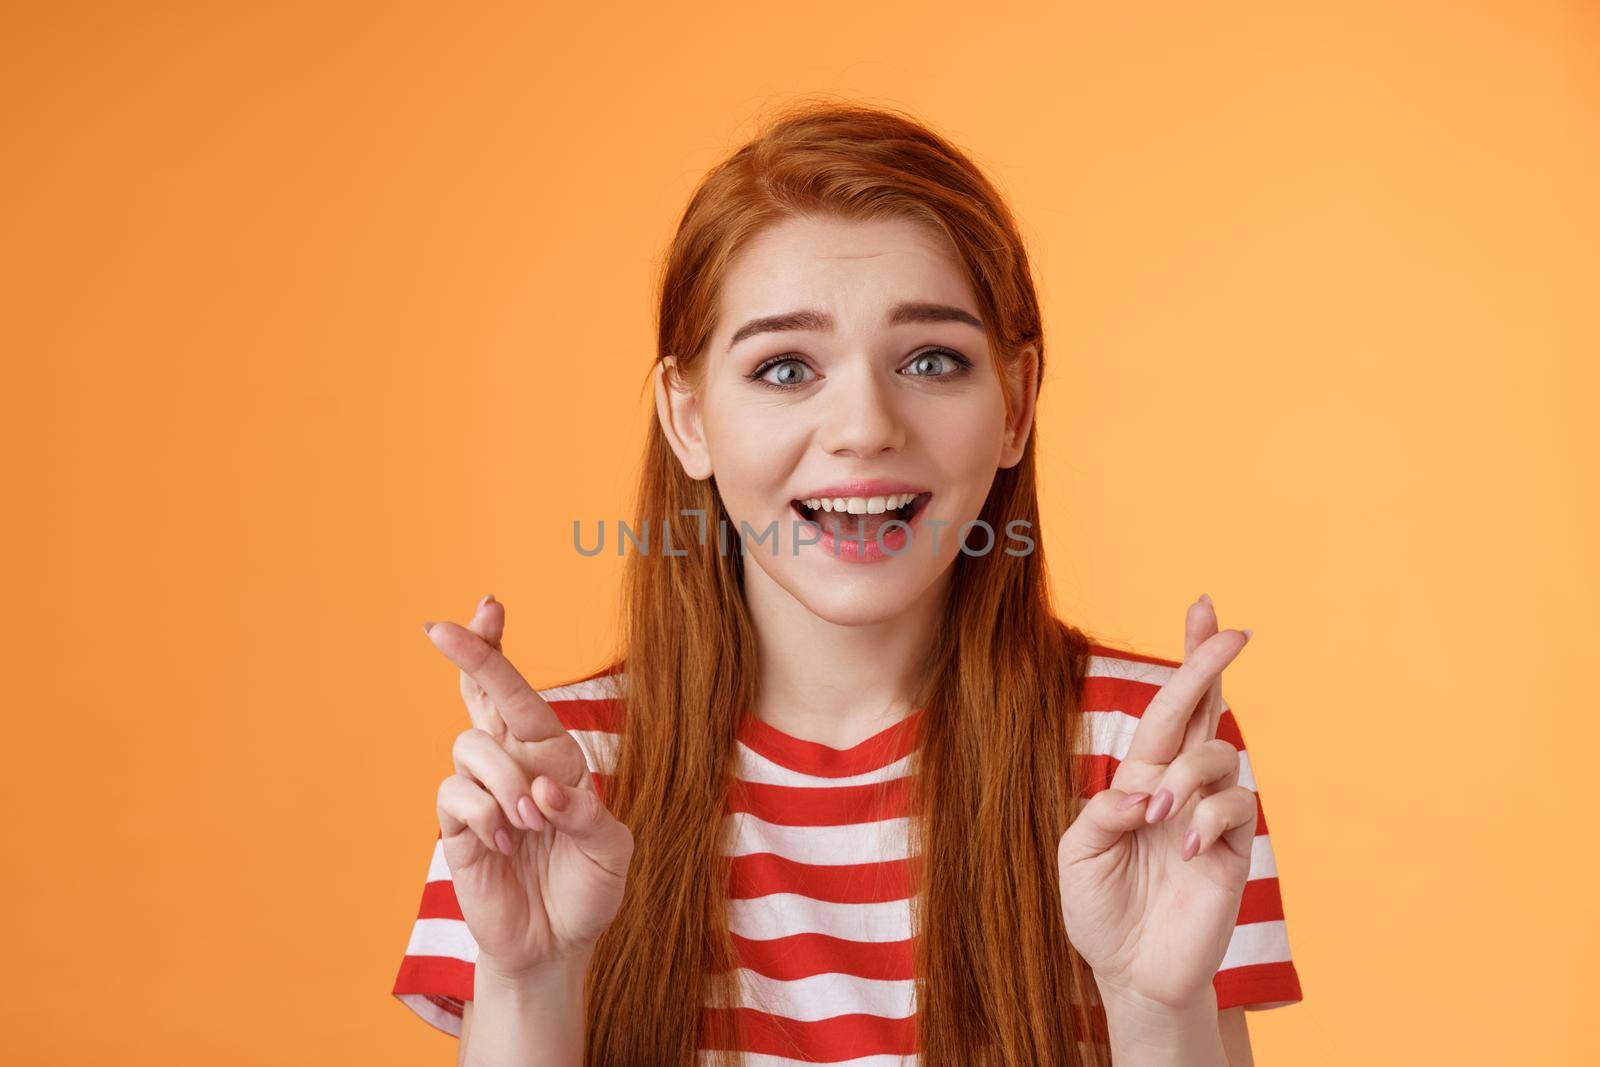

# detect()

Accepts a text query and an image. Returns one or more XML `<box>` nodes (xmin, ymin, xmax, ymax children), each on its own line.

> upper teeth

<box><xmin>799</xmin><ymin>493</ymin><xmax>918</xmax><ymax>514</ymax></box>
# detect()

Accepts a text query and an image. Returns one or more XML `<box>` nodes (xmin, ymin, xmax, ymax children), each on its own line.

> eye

<box><xmin>747</xmin><ymin>356</ymin><xmax>816</xmax><ymax>389</ymax></box>
<box><xmin>902</xmin><ymin>347</ymin><xmax>973</xmax><ymax>379</ymax></box>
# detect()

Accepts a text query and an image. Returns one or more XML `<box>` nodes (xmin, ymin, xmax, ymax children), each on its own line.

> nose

<box><xmin>816</xmin><ymin>362</ymin><xmax>906</xmax><ymax>458</ymax></box>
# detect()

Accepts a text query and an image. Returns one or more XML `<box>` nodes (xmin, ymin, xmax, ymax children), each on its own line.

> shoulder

<box><xmin>535</xmin><ymin>666</ymin><xmax>627</xmax><ymax>729</ymax></box>
<box><xmin>1077</xmin><ymin>642</ymin><xmax>1178</xmax><ymax>767</ymax></box>
<box><xmin>1078</xmin><ymin>639</ymin><xmax>1248</xmax><ymax>737</ymax></box>
<box><xmin>1079</xmin><ymin>640</ymin><xmax>1183</xmax><ymax>715</ymax></box>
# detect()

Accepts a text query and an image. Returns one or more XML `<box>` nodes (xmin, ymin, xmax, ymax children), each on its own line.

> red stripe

<box><xmin>731</xmin><ymin>932</ymin><xmax>915</xmax><ymax>981</ymax></box>
<box><xmin>1077</xmin><ymin>753</ymin><xmax>1272</xmax><ymax>836</ymax></box>
<box><xmin>699</xmin><ymin>1003</ymin><xmax>1111</xmax><ymax>1057</ymax></box>
<box><xmin>392</xmin><ymin>954</ymin><xmax>474</xmax><ymax>1002</ymax></box>
<box><xmin>547</xmin><ymin>694</ymin><xmax>624</xmax><ymax>732</ymax></box>
<box><xmin>1078</xmin><ymin>695</ymin><xmax>1247</xmax><ymax>750</ymax></box>
<box><xmin>700</xmin><ymin>1006</ymin><xmax>918</xmax><ymax>1060</ymax></box>
<box><xmin>1076</xmin><ymin>752</ymin><xmax>1118</xmax><ymax>794</ymax></box>
<box><xmin>1213</xmin><ymin>959</ymin><xmax>1303</xmax><ymax>1010</ymax></box>
<box><xmin>1215</xmin><ymin>709</ymin><xmax>1246</xmax><ymax>749</ymax></box>
<box><xmin>1237</xmin><ymin>877</ymin><xmax>1286</xmax><ymax>924</ymax></box>
<box><xmin>730</xmin><ymin>853</ymin><xmax>919</xmax><ymax>903</ymax></box>
<box><xmin>737</xmin><ymin>709</ymin><xmax>922</xmax><ymax>777</ymax></box>
<box><xmin>727</xmin><ymin>776</ymin><xmax>911</xmax><ymax>825</ymax></box>
<box><xmin>417</xmin><ymin>879</ymin><xmax>465</xmax><ymax>921</ymax></box>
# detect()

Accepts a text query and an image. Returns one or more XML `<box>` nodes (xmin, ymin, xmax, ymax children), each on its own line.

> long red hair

<box><xmin>568</xmin><ymin>97</ymin><xmax>1110</xmax><ymax>1065</ymax></box>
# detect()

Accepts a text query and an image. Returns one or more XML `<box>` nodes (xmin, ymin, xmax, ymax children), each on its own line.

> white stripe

<box><xmin>1081</xmin><ymin>708</ymin><xmax>1141</xmax><ymax>759</ymax></box>
<box><xmin>1080</xmin><ymin>709</ymin><xmax>1256</xmax><ymax>789</ymax></box>
<box><xmin>735</xmin><ymin>968</ymin><xmax>915</xmax><ymax>1022</ymax></box>
<box><xmin>395</xmin><ymin>992</ymin><xmax>464</xmax><ymax>1038</ymax></box>
<box><xmin>728</xmin><ymin>894</ymin><xmax>911</xmax><ymax>942</ymax></box>
<box><xmin>426</xmin><ymin>837</ymin><xmax>452</xmax><ymax>883</ymax></box>
<box><xmin>700</xmin><ymin>1055</ymin><xmax>917</xmax><ymax>1067</ymax></box>
<box><xmin>403</xmin><ymin>906</ymin><xmax>1283</xmax><ymax>977</ymax></box>
<box><xmin>1082</xmin><ymin>652</ymin><xmax>1239</xmax><ymax>732</ymax></box>
<box><xmin>1219</xmin><ymin>918</ymin><xmax>1292</xmax><ymax>970</ymax></box>
<box><xmin>404</xmin><ymin>917</ymin><xmax>479</xmax><ymax>962</ymax></box>
<box><xmin>1249</xmin><ymin>832</ymin><xmax>1279</xmax><ymax>880</ymax></box>
<box><xmin>429</xmin><ymin>780</ymin><xmax>1258</xmax><ymax>878</ymax></box>
<box><xmin>568</xmin><ymin>728</ymin><xmax>620</xmax><ymax>775</ymax></box>
<box><xmin>727</xmin><ymin>811</ymin><xmax>911</xmax><ymax>865</ymax></box>
<box><xmin>1088</xmin><ymin>703</ymin><xmax>1248</xmax><ymax>764</ymax></box>
<box><xmin>1085</xmin><ymin>653</ymin><xmax>1176</xmax><ymax>686</ymax></box>
<box><xmin>736</xmin><ymin>741</ymin><xmax>916</xmax><ymax>787</ymax></box>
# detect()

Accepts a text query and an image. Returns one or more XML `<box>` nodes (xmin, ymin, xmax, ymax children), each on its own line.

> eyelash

<box><xmin>745</xmin><ymin>347</ymin><xmax>974</xmax><ymax>390</ymax></box>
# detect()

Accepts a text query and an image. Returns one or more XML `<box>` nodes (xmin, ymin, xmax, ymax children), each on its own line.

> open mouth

<box><xmin>789</xmin><ymin>491</ymin><xmax>933</xmax><ymax>531</ymax></box>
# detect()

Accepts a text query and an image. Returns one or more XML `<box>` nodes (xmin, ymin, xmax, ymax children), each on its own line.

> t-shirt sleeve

<box><xmin>1208</xmin><ymin>701</ymin><xmax>1304</xmax><ymax>1011</ymax></box>
<box><xmin>391</xmin><ymin>831</ymin><xmax>479</xmax><ymax>1037</ymax></box>
<box><xmin>1080</xmin><ymin>650</ymin><xmax>1305</xmax><ymax>1013</ymax></box>
<box><xmin>390</xmin><ymin>675</ymin><xmax>621</xmax><ymax>1037</ymax></box>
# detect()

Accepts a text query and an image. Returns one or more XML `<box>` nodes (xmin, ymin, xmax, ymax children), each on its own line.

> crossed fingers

<box><xmin>423</xmin><ymin>611</ymin><xmax>570</xmax><ymax>744</ymax></box>
<box><xmin>1114</xmin><ymin>597</ymin><xmax>1255</xmax><ymax>855</ymax></box>
<box><xmin>1122</xmin><ymin>625</ymin><xmax>1249</xmax><ymax>767</ymax></box>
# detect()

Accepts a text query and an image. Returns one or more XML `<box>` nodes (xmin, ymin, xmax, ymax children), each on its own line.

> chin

<box><xmin>789</xmin><ymin>585</ymin><xmax>924</xmax><ymax>627</ymax></box>
<box><xmin>760</xmin><ymin>554</ymin><xmax>941</xmax><ymax>626</ymax></box>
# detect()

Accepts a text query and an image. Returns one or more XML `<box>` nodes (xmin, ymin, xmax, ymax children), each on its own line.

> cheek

<box><xmin>701</xmin><ymin>401</ymin><xmax>808</xmax><ymax>508</ymax></box>
<box><xmin>925</xmin><ymin>397</ymin><xmax>1008</xmax><ymax>484</ymax></box>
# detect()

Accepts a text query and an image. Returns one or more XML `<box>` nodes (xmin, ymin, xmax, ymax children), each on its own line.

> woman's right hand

<box><xmin>425</xmin><ymin>595</ymin><xmax>633</xmax><ymax>981</ymax></box>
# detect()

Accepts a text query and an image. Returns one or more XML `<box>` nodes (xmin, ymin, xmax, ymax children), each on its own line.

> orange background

<box><xmin>3</xmin><ymin>2</ymin><xmax>1595</xmax><ymax>1063</ymax></box>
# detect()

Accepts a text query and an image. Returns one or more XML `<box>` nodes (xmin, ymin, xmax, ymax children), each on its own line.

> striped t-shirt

<box><xmin>392</xmin><ymin>643</ymin><xmax>1303</xmax><ymax>1061</ymax></box>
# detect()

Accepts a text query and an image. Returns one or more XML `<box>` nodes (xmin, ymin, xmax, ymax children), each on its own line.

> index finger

<box><xmin>424</xmin><ymin>619</ymin><xmax>568</xmax><ymax>742</ymax></box>
<box><xmin>1179</xmin><ymin>595</ymin><xmax>1223</xmax><ymax>753</ymax></box>
<box><xmin>1124</xmin><ymin>628</ymin><xmax>1250</xmax><ymax>767</ymax></box>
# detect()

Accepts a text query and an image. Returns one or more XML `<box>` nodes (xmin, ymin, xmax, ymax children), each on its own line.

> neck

<box><xmin>741</xmin><ymin>557</ymin><xmax>951</xmax><ymax>749</ymax></box>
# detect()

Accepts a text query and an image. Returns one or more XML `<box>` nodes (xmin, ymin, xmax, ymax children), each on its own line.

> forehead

<box><xmin>714</xmin><ymin>213</ymin><xmax>976</xmax><ymax>335</ymax></box>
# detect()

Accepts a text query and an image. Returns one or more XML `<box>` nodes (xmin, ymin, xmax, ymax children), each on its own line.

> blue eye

<box><xmin>748</xmin><ymin>357</ymin><xmax>816</xmax><ymax>389</ymax></box>
<box><xmin>903</xmin><ymin>348</ymin><xmax>973</xmax><ymax>378</ymax></box>
<box><xmin>745</xmin><ymin>347</ymin><xmax>973</xmax><ymax>390</ymax></box>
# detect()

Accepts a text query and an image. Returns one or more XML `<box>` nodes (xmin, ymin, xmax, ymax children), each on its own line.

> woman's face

<box><xmin>657</xmin><ymin>212</ymin><xmax>1037</xmax><ymax>627</ymax></box>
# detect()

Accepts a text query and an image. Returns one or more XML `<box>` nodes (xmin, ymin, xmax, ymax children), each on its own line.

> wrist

<box><xmin>476</xmin><ymin>949</ymin><xmax>593</xmax><ymax>993</ymax></box>
<box><xmin>1094</xmin><ymin>980</ymin><xmax>1225</xmax><ymax>1067</ymax></box>
<box><xmin>466</xmin><ymin>951</ymin><xmax>592</xmax><ymax>1067</ymax></box>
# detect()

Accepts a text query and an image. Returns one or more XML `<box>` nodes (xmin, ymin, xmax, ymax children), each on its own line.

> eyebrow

<box><xmin>726</xmin><ymin>301</ymin><xmax>985</xmax><ymax>351</ymax></box>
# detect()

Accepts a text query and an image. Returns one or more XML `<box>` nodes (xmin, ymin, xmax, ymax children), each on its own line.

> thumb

<box><xmin>532</xmin><ymin>776</ymin><xmax>634</xmax><ymax>879</ymax></box>
<box><xmin>1059</xmin><ymin>788</ymin><xmax>1153</xmax><ymax>865</ymax></box>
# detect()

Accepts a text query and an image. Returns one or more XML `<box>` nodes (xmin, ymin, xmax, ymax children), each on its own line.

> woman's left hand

<box><xmin>1057</xmin><ymin>596</ymin><xmax>1258</xmax><ymax>1013</ymax></box>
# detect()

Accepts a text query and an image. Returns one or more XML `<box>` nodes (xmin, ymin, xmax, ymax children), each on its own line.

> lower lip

<box><xmin>791</xmin><ymin>495</ymin><xmax>929</xmax><ymax>564</ymax></box>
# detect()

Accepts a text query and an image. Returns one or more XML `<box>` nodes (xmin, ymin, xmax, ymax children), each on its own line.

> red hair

<box><xmin>570</xmin><ymin>96</ymin><xmax>1111</xmax><ymax>1065</ymax></box>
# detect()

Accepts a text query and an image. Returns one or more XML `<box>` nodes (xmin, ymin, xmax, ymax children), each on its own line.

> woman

<box><xmin>393</xmin><ymin>100</ymin><xmax>1302</xmax><ymax>1065</ymax></box>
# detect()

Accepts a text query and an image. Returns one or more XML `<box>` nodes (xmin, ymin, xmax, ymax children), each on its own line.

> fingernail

<box><xmin>1241</xmin><ymin>628</ymin><xmax>1254</xmax><ymax>640</ymax></box>
<box><xmin>543</xmin><ymin>779</ymin><xmax>568</xmax><ymax>812</ymax></box>
<box><xmin>477</xmin><ymin>594</ymin><xmax>495</xmax><ymax>610</ymax></box>
<box><xmin>1117</xmin><ymin>792</ymin><xmax>1151</xmax><ymax>811</ymax></box>
<box><xmin>1145</xmin><ymin>788</ymin><xmax>1174</xmax><ymax>824</ymax></box>
<box><xmin>494</xmin><ymin>828</ymin><xmax>513</xmax><ymax>855</ymax></box>
<box><xmin>422</xmin><ymin>621</ymin><xmax>435</xmax><ymax>635</ymax></box>
<box><xmin>518</xmin><ymin>795</ymin><xmax>544</xmax><ymax>831</ymax></box>
<box><xmin>1181</xmin><ymin>829</ymin><xmax>1200</xmax><ymax>861</ymax></box>
<box><xmin>1199</xmin><ymin>593</ymin><xmax>1212</xmax><ymax>606</ymax></box>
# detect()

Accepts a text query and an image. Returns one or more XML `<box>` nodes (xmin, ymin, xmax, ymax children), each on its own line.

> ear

<box><xmin>654</xmin><ymin>356</ymin><xmax>714</xmax><ymax>480</ymax></box>
<box><xmin>997</xmin><ymin>343</ymin><xmax>1039</xmax><ymax>469</ymax></box>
